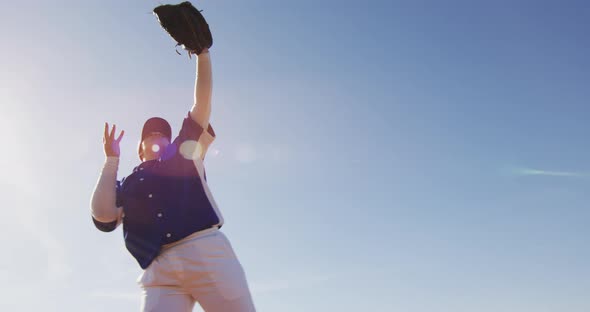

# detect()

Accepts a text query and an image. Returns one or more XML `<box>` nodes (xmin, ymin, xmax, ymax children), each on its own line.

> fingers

<box><xmin>116</xmin><ymin>130</ymin><xmax>125</xmax><ymax>143</ymax></box>
<box><xmin>110</xmin><ymin>124</ymin><xmax>116</xmax><ymax>140</ymax></box>
<box><xmin>104</xmin><ymin>122</ymin><xmax>124</xmax><ymax>143</ymax></box>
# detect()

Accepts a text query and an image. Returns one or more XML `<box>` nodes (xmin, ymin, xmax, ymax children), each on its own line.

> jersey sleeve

<box><xmin>171</xmin><ymin>112</ymin><xmax>216</xmax><ymax>161</ymax></box>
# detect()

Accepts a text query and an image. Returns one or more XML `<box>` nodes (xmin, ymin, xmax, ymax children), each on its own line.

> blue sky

<box><xmin>0</xmin><ymin>0</ymin><xmax>589</xmax><ymax>311</ymax></box>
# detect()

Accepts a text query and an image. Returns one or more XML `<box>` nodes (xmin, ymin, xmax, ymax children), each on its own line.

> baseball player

<box><xmin>90</xmin><ymin>5</ymin><xmax>256</xmax><ymax>311</ymax></box>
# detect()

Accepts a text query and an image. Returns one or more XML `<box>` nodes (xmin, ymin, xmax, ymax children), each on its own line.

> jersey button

<box><xmin>157</xmin><ymin>213</ymin><xmax>163</xmax><ymax>218</ymax></box>
<box><xmin>139</xmin><ymin>178</ymin><xmax>144</xmax><ymax>182</ymax></box>
<box><xmin>148</xmin><ymin>194</ymin><xmax>153</xmax><ymax>198</ymax></box>
<box><xmin>166</xmin><ymin>233</ymin><xmax>171</xmax><ymax>238</ymax></box>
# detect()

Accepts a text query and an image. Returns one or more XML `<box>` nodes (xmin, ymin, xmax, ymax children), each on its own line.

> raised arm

<box><xmin>190</xmin><ymin>49</ymin><xmax>212</xmax><ymax>130</ymax></box>
<box><xmin>188</xmin><ymin>49</ymin><xmax>216</xmax><ymax>160</ymax></box>
<box><xmin>90</xmin><ymin>123</ymin><xmax>124</xmax><ymax>231</ymax></box>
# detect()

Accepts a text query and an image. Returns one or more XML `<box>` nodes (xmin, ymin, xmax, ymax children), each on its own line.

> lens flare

<box><xmin>179</xmin><ymin>140</ymin><xmax>202</xmax><ymax>160</ymax></box>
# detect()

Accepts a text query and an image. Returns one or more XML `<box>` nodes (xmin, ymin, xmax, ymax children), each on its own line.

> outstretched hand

<box><xmin>103</xmin><ymin>122</ymin><xmax>125</xmax><ymax>157</ymax></box>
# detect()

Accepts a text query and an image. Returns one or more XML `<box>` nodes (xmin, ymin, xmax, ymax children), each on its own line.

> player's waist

<box><xmin>161</xmin><ymin>225</ymin><xmax>221</xmax><ymax>250</ymax></box>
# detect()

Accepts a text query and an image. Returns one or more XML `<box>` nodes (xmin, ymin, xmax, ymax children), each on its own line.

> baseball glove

<box><xmin>153</xmin><ymin>1</ymin><xmax>212</xmax><ymax>57</ymax></box>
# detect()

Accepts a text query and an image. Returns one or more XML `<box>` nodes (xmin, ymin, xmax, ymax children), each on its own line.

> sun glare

<box><xmin>179</xmin><ymin>140</ymin><xmax>203</xmax><ymax>160</ymax></box>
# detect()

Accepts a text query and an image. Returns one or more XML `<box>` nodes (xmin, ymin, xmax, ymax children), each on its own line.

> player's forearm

<box><xmin>90</xmin><ymin>157</ymin><xmax>120</xmax><ymax>222</ymax></box>
<box><xmin>190</xmin><ymin>51</ymin><xmax>212</xmax><ymax>129</ymax></box>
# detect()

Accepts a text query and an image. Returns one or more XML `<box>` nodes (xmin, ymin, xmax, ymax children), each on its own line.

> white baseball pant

<box><xmin>138</xmin><ymin>228</ymin><xmax>256</xmax><ymax>312</ymax></box>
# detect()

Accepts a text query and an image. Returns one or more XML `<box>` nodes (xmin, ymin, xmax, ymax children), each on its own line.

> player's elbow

<box><xmin>92</xmin><ymin>216</ymin><xmax>118</xmax><ymax>232</ymax></box>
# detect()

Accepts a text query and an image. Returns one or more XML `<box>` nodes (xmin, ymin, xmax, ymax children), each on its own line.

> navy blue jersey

<box><xmin>93</xmin><ymin>114</ymin><xmax>222</xmax><ymax>269</ymax></box>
